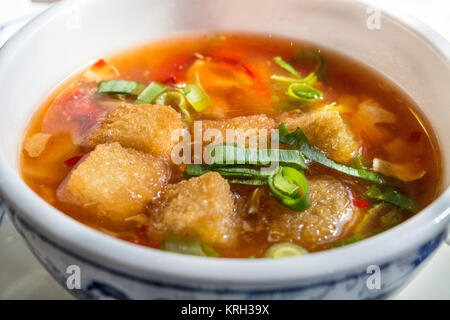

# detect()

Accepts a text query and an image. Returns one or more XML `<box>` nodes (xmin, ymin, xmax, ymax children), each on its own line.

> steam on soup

<box><xmin>21</xmin><ymin>34</ymin><xmax>440</xmax><ymax>258</ymax></box>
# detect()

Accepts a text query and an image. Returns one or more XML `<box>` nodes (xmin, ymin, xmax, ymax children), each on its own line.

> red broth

<box><xmin>20</xmin><ymin>34</ymin><xmax>441</xmax><ymax>258</ymax></box>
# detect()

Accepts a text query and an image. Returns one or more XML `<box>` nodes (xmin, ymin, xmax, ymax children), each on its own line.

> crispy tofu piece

<box><xmin>24</xmin><ymin>133</ymin><xmax>52</xmax><ymax>158</ymax></box>
<box><xmin>84</xmin><ymin>103</ymin><xmax>188</xmax><ymax>158</ymax></box>
<box><xmin>266</xmin><ymin>176</ymin><xmax>359</xmax><ymax>251</ymax></box>
<box><xmin>57</xmin><ymin>143</ymin><xmax>168</xmax><ymax>224</ymax></box>
<box><xmin>200</xmin><ymin>114</ymin><xmax>276</xmax><ymax>148</ymax></box>
<box><xmin>278</xmin><ymin>109</ymin><xmax>359</xmax><ymax>163</ymax></box>
<box><xmin>157</xmin><ymin>172</ymin><xmax>238</xmax><ymax>247</ymax></box>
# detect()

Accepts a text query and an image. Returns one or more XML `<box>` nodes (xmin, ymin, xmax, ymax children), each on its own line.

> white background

<box><xmin>0</xmin><ymin>0</ymin><xmax>449</xmax><ymax>299</ymax></box>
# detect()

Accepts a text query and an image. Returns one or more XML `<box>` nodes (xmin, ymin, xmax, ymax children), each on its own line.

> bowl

<box><xmin>0</xmin><ymin>0</ymin><xmax>449</xmax><ymax>299</ymax></box>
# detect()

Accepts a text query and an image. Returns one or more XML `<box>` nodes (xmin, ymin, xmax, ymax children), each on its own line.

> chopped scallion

<box><xmin>365</xmin><ymin>185</ymin><xmax>421</xmax><ymax>213</ymax></box>
<box><xmin>183</xmin><ymin>74</ymin><xmax>211</xmax><ymax>112</ymax></box>
<box><xmin>274</xmin><ymin>123</ymin><xmax>385</xmax><ymax>184</ymax></box>
<box><xmin>273</xmin><ymin>56</ymin><xmax>303</xmax><ymax>79</ymax></box>
<box><xmin>208</xmin><ymin>144</ymin><xmax>307</xmax><ymax>170</ymax></box>
<box><xmin>287</xmin><ymin>83</ymin><xmax>323</xmax><ymax>102</ymax></box>
<box><xmin>135</xmin><ymin>81</ymin><xmax>166</xmax><ymax>104</ymax></box>
<box><xmin>267</xmin><ymin>166</ymin><xmax>311</xmax><ymax>212</ymax></box>
<box><xmin>97</xmin><ymin>80</ymin><xmax>145</xmax><ymax>96</ymax></box>
<box><xmin>160</xmin><ymin>235</ymin><xmax>219</xmax><ymax>257</ymax></box>
<box><xmin>155</xmin><ymin>91</ymin><xmax>191</xmax><ymax>123</ymax></box>
<box><xmin>264</xmin><ymin>243</ymin><xmax>307</xmax><ymax>258</ymax></box>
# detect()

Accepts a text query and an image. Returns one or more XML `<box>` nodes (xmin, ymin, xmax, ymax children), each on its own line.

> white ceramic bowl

<box><xmin>0</xmin><ymin>0</ymin><xmax>449</xmax><ymax>299</ymax></box>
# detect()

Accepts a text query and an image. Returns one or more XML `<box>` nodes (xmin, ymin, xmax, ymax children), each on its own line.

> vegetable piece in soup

<box><xmin>83</xmin><ymin>103</ymin><xmax>188</xmax><ymax>158</ymax></box>
<box><xmin>57</xmin><ymin>143</ymin><xmax>168</xmax><ymax>225</ymax></box>
<box><xmin>151</xmin><ymin>172</ymin><xmax>239</xmax><ymax>248</ymax></box>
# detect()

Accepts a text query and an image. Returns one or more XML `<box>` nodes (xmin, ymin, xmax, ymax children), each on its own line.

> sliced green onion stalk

<box><xmin>97</xmin><ymin>80</ymin><xmax>146</xmax><ymax>96</ymax></box>
<box><xmin>272</xmin><ymin>51</ymin><xmax>325</xmax><ymax>85</ymax></box>
<box><xmin>274</xmin><ymin>123</ymin><xmax>386</xmax><ymax>184</ymax></box>
<box><xmin>160</xmin><ymin>235</ymin><xmax>219</xmax><ymax>257</ymax></box>
<box><xmin>264</xmin><ymin>243</ymin><xmax>307</xmax><ymax>258</ymax></box>
<box><xmin>365</xmin><ymin>186</ymin><xmax>421</xmax><ymax>213</ymax></box>
<box><xmin>287</xmin><ymin>83</ymin><xmax>323</xmax><ymax>102</ymax></box>
<box><xmin>293</xmin><ymin>49</ymin><xmax>326</xmax><ymax>84</ymax></box>
<box><xmin>135</xmin><ymin>81</ymin><xmax>166</xmax><ymax>104</ymax></box>
<box><xmin>208</xmin><ymin>144</ymin><xmax>307</xmax><ymax>170</ymax></box>
<box><xmin>155</xmin><ymin>91</ymin><xmax>192</xmax><ymax>124</ymax></box>
<box><xmin>270</xmin><ymin>74</ymin><xmax>301</xmax><ymax>83</ymax></box>
<box><xmin>185</xmin><ymin>164</ymin><xmax>274</xmax><ymax>184</ymax></box>
<box><xmin>183</xmin><ymin>74</ymin><xmax>211</xmax><ymax>112</ymax></box>
<box><xmin>332</xmin><ymin>219</ymin><xmax>400</xmax><ymax>248</ymax></box>
<box><xmin>273</xmin><ymin>56</ymin><xmax>303</xmax><ymax>79</ymax></box>
<box><xmin>331</xmin><ymin>235</ymin><xmax>367</xmax><ymax>248</ymax></box>
<box><xmin>267</xmin><ymin>166</ymin><xmax>311</xmax><ymax>212</ymax></box>
<box><xmin>350</xmin><ymin>154</ymin><xmax>366</xmax><ymax>169</ymax></box>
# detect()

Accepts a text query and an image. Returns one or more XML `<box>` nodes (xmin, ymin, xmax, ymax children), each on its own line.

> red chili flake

<box><xmin>64</xmin><ymin>155</ymin><xmax>84</xmax><ymax>167</ymax></box>
<box><xmin>350</xmin><ymin>190</ymin><xmax>370</xmax><ymax>208</ymax></box>
<box><xmin>353</xmin><ymin>198</ymin><xmax>370</xmax><ymax>208</ymax></box>
<box><xmin>93</xmin><ymin>58</ymin><xmax>106</xmax><ymax>68</ymax></box>
<box><xmin>408</xmin><ymin>131</ymin><xmax>422</xmax><ymax>143</ymax></box>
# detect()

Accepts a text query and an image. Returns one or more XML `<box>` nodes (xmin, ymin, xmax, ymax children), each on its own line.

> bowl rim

<box><xmin>0</xmin><ymin>0</ymin><xmax>450</xmax><ymax>286</ymax></box>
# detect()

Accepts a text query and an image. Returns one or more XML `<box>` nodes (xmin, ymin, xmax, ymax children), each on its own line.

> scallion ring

<box><xmin>287</xmin><ymin>83</ymin><xmax>323</xmax><ymax>102</ymax></box>
<box><xmin>155</xmin><ymin>91</ymin><xmax>192</xmax><ymax>124</ymax></box>
<box><xmin>264</xmin><ymin>243</ymin><xmax>307</xmax><ymax>258</ymax></box>
<box><xmin>268</xmin><ymin>166</ymin><xmax>311</xmax><ymax>212</ymax></box>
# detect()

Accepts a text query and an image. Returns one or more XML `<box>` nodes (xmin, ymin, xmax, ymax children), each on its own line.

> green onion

<box><xmin>350</xmin><ymin>154</ymin><xmax>366</xmax><ymax>169</ymax></box>
<box><xmin>97</xmin><ymin>80</ymin><xmax>146</xmax><ymax>96</ymax></box>
<box><xmin>274</xmin><ymin>123</ymin><xmax>385</xmax><ymax>184</ymax></box>
<box><xmin>273</xmin><ymin>56</ymin><xmax>303</xmax><ymax>79</ymax></box>
<box><xmin>208</xmin><ymin>144</ymin><xmax>307</xmax><ymax>170</ymax></box>
<box><xmin>267</xmin><ymin>166</ymin><xmax>311</xmax><ymax>212</ymax></box>
<box><xmin>264</xmin><ymin>243</ymin><xmax>307</xmax><ymax>258</ymax></box>
<box><xmin>272</xmin><ymin>55</ymin><xmax>324</xmax><ymax>103</ymax></box>
<box><xmin>365</xmin><ymin>186</ymin><xmax>421</xmax><ymax>213</ymax></box>
<box><xmin>185</xmin><ymin>164</ymin><xmax>274</xmax><ymax>183</ymax></box>
<box><xmin>160</xmin><ymin>235</ymin><xmax>219</xmax><ymax>257</ymax></box>
<box><xmin>287</xmin><ymin>83</ymin><xmax>323</xmax><ymax>102</ymax></box>
<box><xmin>135</xmin><ymin>81</ymin><xmax>166</xmax><ymax>104</ymax></box>
<box><xmin>270</xmin><ymin>74</ymin><xmax>301</xmax><ymax>83</ymax></box>
<box><xmin>183</xmin><ymin>74</ymin><xmax>211</xmax><ymax>112</ymax></box>
<box><xmin>332</xmin><ymin>221</ymin><xmax>399</xmax><ymax>248</ymax></box>
<box><xmin>293</xmin><ymin>49</ymin><xmax>325</xmax><ymax>84</ymax></box>
<box><xmin>155</xmin><ymin>91</ymin><xmax>191</xmax><ymax>124</ymax></box>
<box><xmin>331</xmin><ymin>235</ymin><xmax>367</xmax><ymax>248</ymax></box>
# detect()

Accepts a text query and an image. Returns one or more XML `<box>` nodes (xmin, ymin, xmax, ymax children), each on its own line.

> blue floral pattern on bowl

<box><xmin>0</xmin><ymin>193</ymin><xmax>443</xmax><ymax>300</ymax></box>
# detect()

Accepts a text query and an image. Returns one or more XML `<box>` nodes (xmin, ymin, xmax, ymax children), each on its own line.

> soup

<box><xmin>21</xmin><ymin>34</ymin><xmax>440</xmax><ymax>258</ymax></box>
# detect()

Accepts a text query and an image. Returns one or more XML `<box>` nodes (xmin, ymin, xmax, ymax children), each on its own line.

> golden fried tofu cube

<box><xmin>278</xmin><ymin>109</ymin><xmax>359</xmax><ymax>163</ymax></box>
<box><xmin>57</xmin><ymin>143</ymin><xmax>168</xmax><ymax>224</ymax></box>
<box><xmin>266</xmin><ymin>176</ymin><xmax>360</xmax><ymax>251</ymax></box>
<box><xmin>158</xmin><ymin>172</ymin><xmax>238</xmax><ymax>247</ymax></box>
<box><xmin>84</xmin><ymin>103</ymin><xmax>188</xmax><ymax>158</ymax></box>
<box><xmin>200</xmin><ymin>114</ymin><xmax>276</xmax><ymax>148</ymax></box>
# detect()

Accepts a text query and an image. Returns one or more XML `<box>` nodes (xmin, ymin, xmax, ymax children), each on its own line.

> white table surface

<box><xmin>0</xmin><ymin>0</ymin><xmax>449</xmax><ymax>300</ymax></box>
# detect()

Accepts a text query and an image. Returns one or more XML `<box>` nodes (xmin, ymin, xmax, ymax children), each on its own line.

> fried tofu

<box><xmin>84</xmin><ymin>103</ymin><xmax>188</xmax><ymax>159</ymax></box>
<box><xmin>200</xmin><ymin>114</ymin><xmax>276</xmax><ymax>148</ymax></box>
<box><xmin>57</xmin><ymin>143</ymin><xmax>168</xmax><ymax>224</ymax></box>
<box><xmin>278</xmin><ymin>109</ymin><xmax>359</xmax><ymax>163</ymax></box>
<box><xmin>157</xmin><ymin>172</ymin><xmax>238</xmax><ymax>247</ymax></box>
<box><xmin>266</xmin><ymin>176</ymin><xmax>359</xmax><ymax>251</ymax></box>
